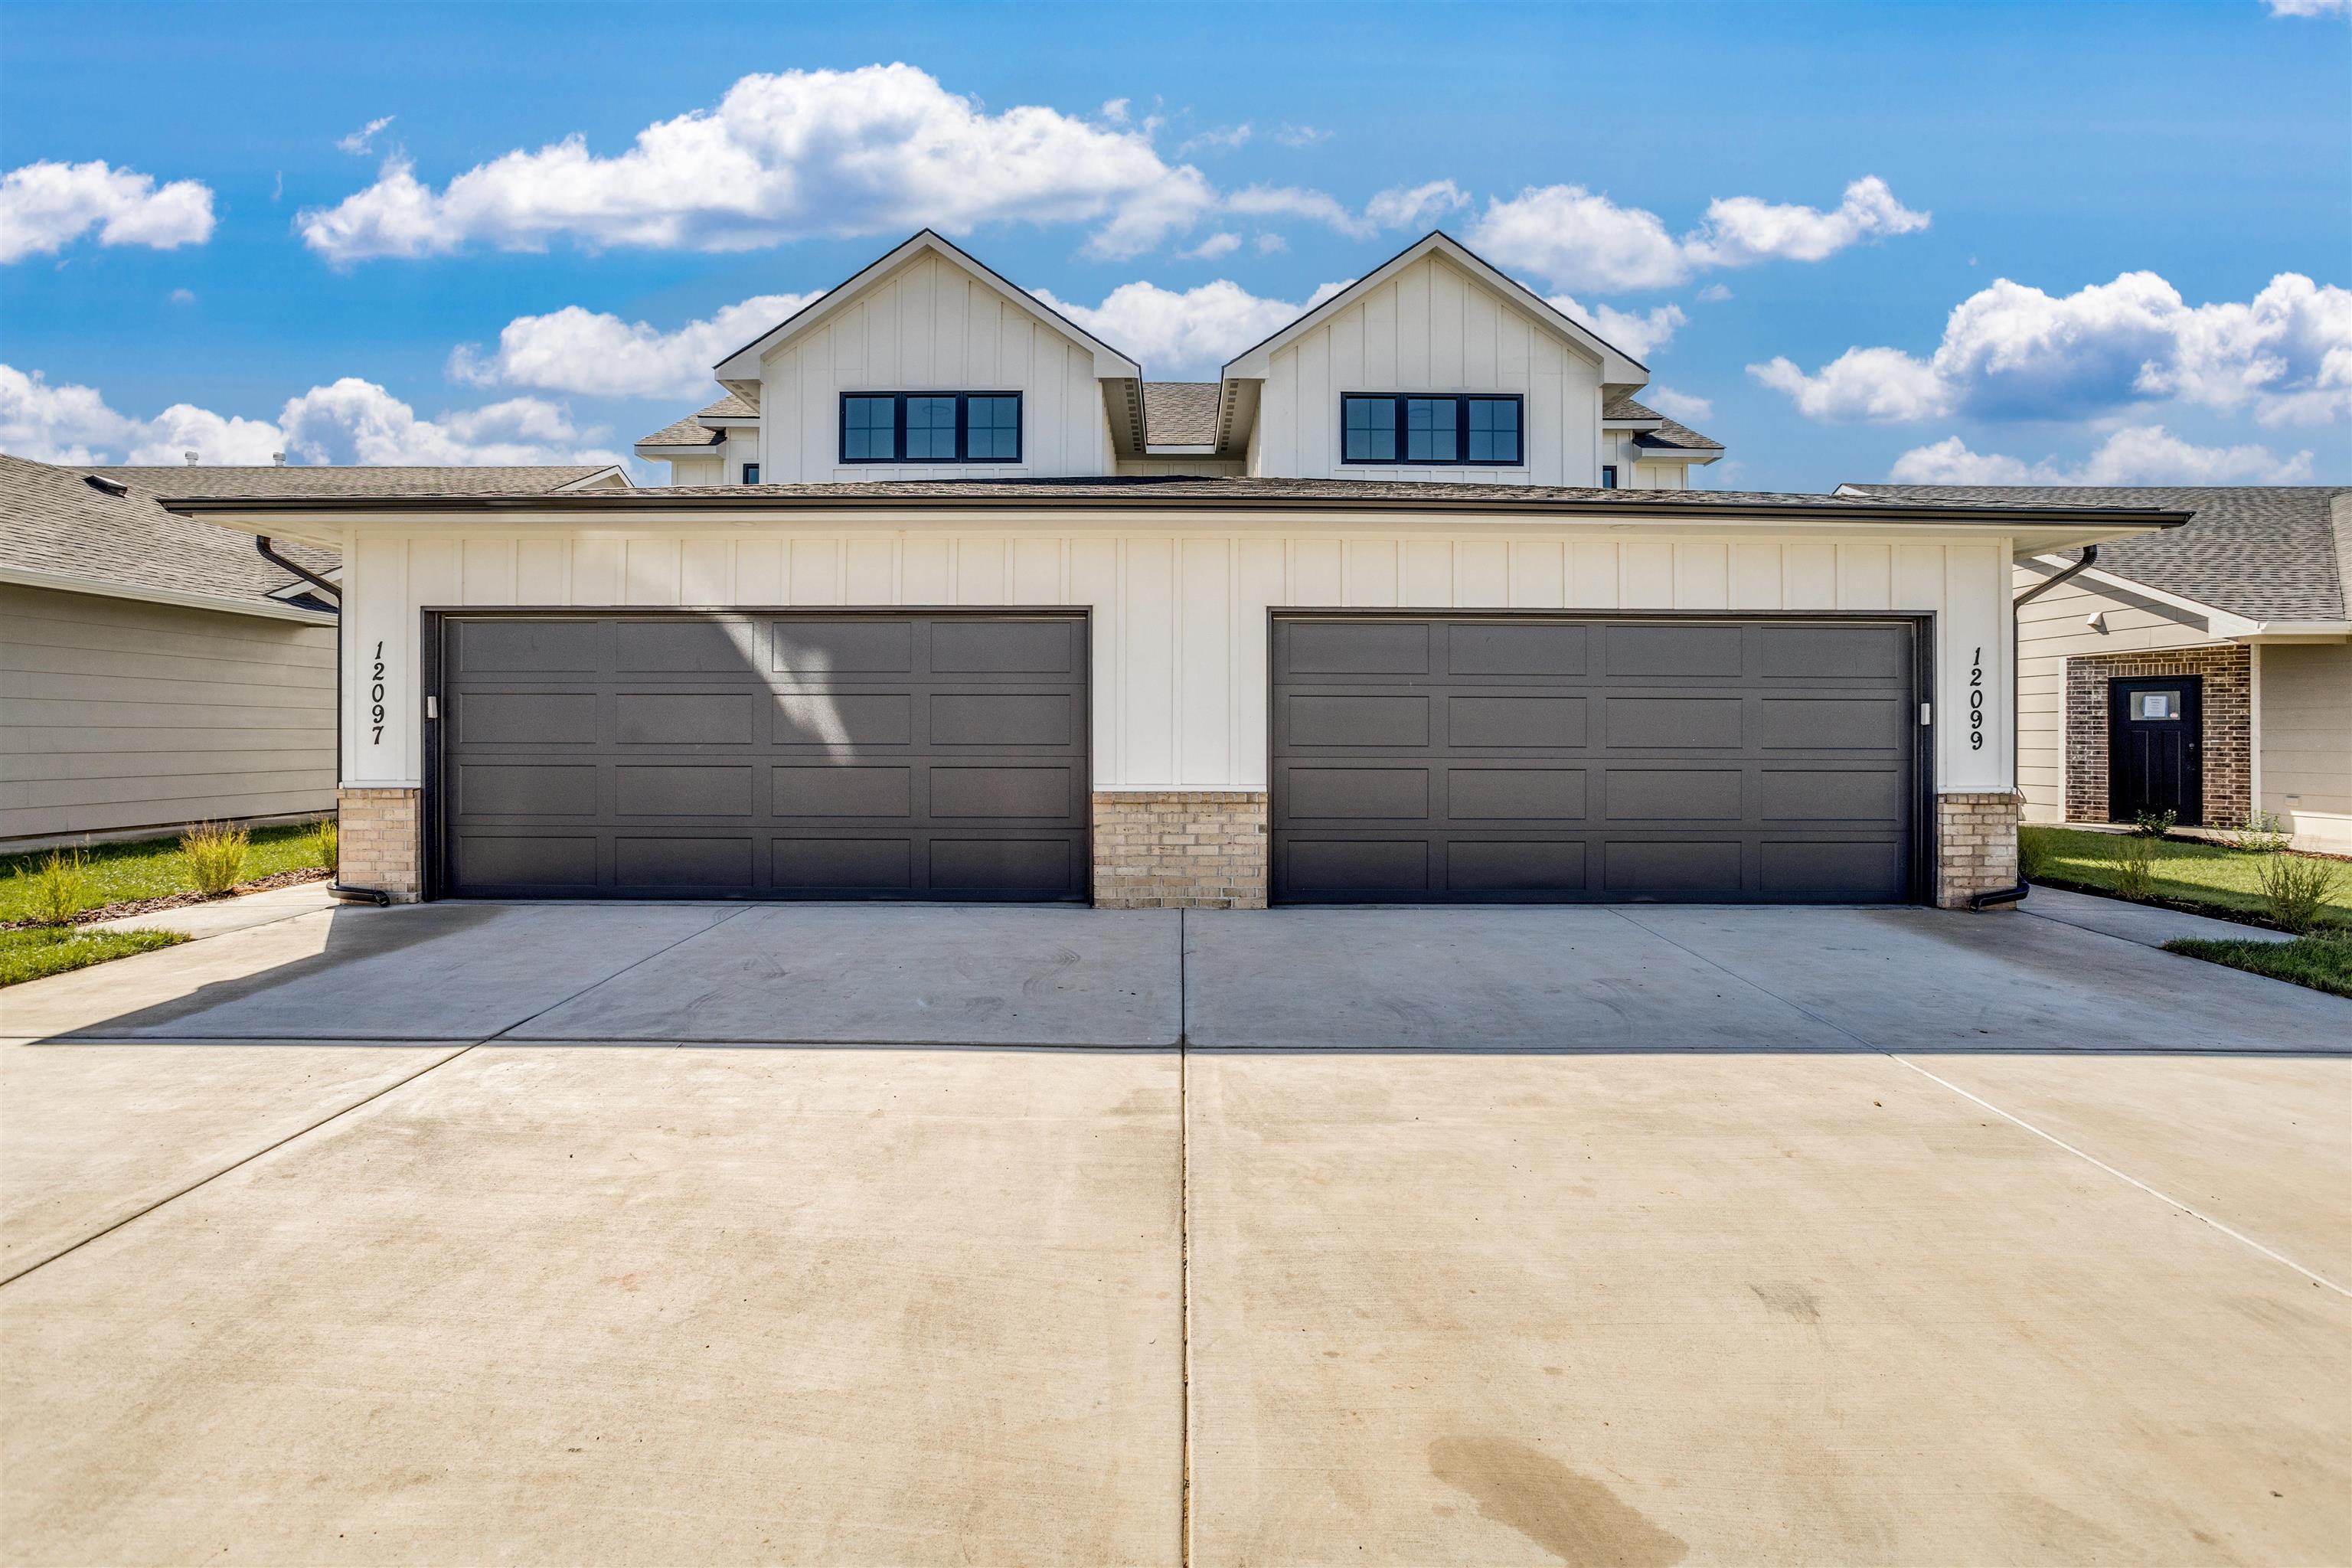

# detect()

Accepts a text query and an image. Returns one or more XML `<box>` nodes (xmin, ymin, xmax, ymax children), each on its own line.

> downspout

<box><xmin>1968</xmin><ymin>545</ymin><xmax>2099</xmax><ymax>909</ymax></box>
<box><xmin>256</xmin><ymin>538</ymin><xmax>393</xmax><ymax>906</ymax></box>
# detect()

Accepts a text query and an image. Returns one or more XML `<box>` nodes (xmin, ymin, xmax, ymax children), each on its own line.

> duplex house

<box><xmin>1844</xmin><ymin>484</ymin><xmax>2352</xmax><ymax>851</ymax></box>
<box><xmin>166</xmin><ymin>230</ymin><xmax>2181</xmax><ymax>910</ymax></box>
<box><xmin>0</xmin><ymin>457</ymin><xmax>628</xmax><ymax>848</ymax></box>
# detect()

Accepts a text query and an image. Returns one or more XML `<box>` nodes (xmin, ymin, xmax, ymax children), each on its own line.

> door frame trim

<box><xmin>2106</xmin><ymin>671</ymin><xmax>2206</xmax><ymax>827</ymax></box>
<box><xmin>1263</xmin><ymin>608</ymin><xmax>1939</xmax><ymax>906</ymax></box>
<box><xmin>420</xmin><ymin>606</ymin><xmax>1094</xmax><ymax>904</ymax></box>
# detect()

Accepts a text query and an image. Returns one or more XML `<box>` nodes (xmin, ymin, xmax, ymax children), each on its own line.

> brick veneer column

<box><xmin>1092</xmin><ymin>791</ymin><xmax>1267</xmax><ymax>910</ymax></box>
<box><xmin>2063</xmin><ymin>645</ymin><xmax>2250</xmax><ymax>825</ymax></box>
<box><xmin>1936</xmin><ymin>791</ymin><xmax>2021</xmax><ymax>910</ymax></box>
<box><xmin>338</xmin><ymin>786</ymin><xmax>422</xmax><ymax>902</ymax></box>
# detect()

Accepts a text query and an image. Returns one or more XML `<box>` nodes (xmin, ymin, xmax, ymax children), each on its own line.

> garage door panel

<box><xmin>615</xmin><ymin>693</ymin><xmax>754</xmax><ymax>746</ymax></box>
<box><xmin>1446</xmin><ymin>768</ymin><xmax>1586</xmax><ymax>821</ymax></box>
<box><xmin>457</xmin><ymin>692</ymin><xmax>596</xmax><ymax>746</ymax></box>
<box><xmin>772</xmin><ymin>620</ymin><xmax>913</xmax><ymax>675</ymax></box>
<box><xmin>1282</xmin><ymin>767</ymin><xmax>1430</xmax><ymax>822</ymax></box>
<box><xmin>441</xmin><ymin>613</ymin><xmax>1087</xmax><ymax>902</ymax></box>
<box><xmin>456</xmin><ymin>763</ymin><xmax>596</xmax><ymax>818</ymax></box>
<box><xmin>773</xmin><ymin>692</ymin><xmax>913</xmax><ymax>747</ymax></box>
<box><xmin>1448</xmin><ymin>696</ymin><xmax>1585</xmax><ymax>750</ymax></box>
<box><xmin>771</xmin><ymin>766</ymin><xmax>914</xmax><ymax>819</ymax></box>
<box><xmin>614</xmin><ymin>764</ymin><xmax>753</xmax><ymax>818</ymax></box>
<box><xmin>1272</xmin><ymin>614</ymin><xmax>1918</xmax><ymax>905</ymax></box>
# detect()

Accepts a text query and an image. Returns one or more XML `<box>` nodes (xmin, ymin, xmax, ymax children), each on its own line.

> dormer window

<box><xmin>841</xmin><ymin>393</ymin><xmax>1023</xmax><ymax>464</ymax></box>
<box><xmin>1341</xmin><ymin>394</ymin><xmax>1522</xmax><ymax>466</ymax></box>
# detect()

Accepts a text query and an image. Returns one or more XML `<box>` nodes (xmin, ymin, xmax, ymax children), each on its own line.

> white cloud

<box><xmin>1467</xmin><ymin>176</ymin><xmax>1927</xmax><ymax>292</ymax></box>
<box><xmin>1548</xmin><ymin>293</ymin><xmax>1686</xmax><ymax>360</ymax></box>
<box><xmin>1101</xmin><ymin>99</ymin><xmax>1131</xmax><ymax>124</ymax></box>
<box><xmin>297</xmin><ymin>64</ymin><xmax>1218</xmax><ymax>263</ymax></box>
<box><xmin>1273</xmin><ymin>124</ymin><xmax>1332</xmax><ymax>149</ymax></box>
<box><xmin>1254</xmin><ymin>233</ymin><xmax>1288</xmax><ymax>254</ymax></box>
<box><xmin>0</xmin><ymin>160</ymin><xmax>216</xmax><ymax>263</ymax></box>
<box><xmin>1750</xmin><ymin>270</ymin><xmax>2352</xmax><ymax>426</ymax></box>
<box><xmin>1178</xmin><ymin>124</ymin><xmax>1252</xmax><ymax>156</ymax></box>
<box><xmin>1889</xmin><ymin>425</ymin><xmax>2315</xmax><ymax>485</ymax></box>
<box><xmin>1035</xmin><ymin>278</ymin><xmax>1351</xmax><ymax>377</ymax></box>
<box><xmin>1695</xmin><ymin>283</ymin><xmax>1732</xmax><ymax>303</ymax></box>
<box><xmin>168</xmin><ymin>288</ymin><xmax>195</xmax><ymax>305</ymax></box>
<box><xmin>1642</xmin><ymin>387</ymin><xmax>1714</xmax><ymax>424</ymax></box>
<box><xmin>451</xmin><ymin>290</ymin><xmax>821</xmax><ymax>397</ymax></box>
<box><xmin>2266</xmin><ymin>0</ymin><xmax>2347</xmax><ymax>15</ymax></box>
<box><xmin>0</xmin><ymin>362</ymin><xmax>621</xmax><ymax>468</ymax></box>
<box><xmin>337</xmin><ymin>116</ymin><xmax>397</xmax><ymax>155</ymax></box>
<box><xmin>1364</xmin><ymin>179</ymin><xmax>1469</xmax><ymax>232</ymax></box>
<box><xmin>1181</xmin><ymin>232</ymin><xmax>1242</xmax><ymax>261</ymax></box>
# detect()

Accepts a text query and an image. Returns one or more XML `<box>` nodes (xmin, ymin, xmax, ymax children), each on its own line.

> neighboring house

<box><xmin>0</xmin><ymin>459</ymin><xmax>630</xmax><ymax>850</ymax></box>
<box><xmin>1843</xmin><ymin>485</ymin><xmax>2352</xmax><ymax>852</ymax></box>
<box><xmin>174</xmin><ymin>229</ymin><xmax>2182</xmax><ymax>912</ymax></box>
<box><xmin>634</xmin><ymin>230</ymin><xmax>1725</xmax><ymax>491</ymax></box>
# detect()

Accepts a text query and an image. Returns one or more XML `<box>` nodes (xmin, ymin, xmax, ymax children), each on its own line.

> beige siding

<box><xmin>1</xmin><ymin>584</ymin><xmax>335</xmax><ymax>844</ymax></box>
<box><xmin>1252</xmin><ymin>253</ymin><xmax>1603</xmax><ymax>485</ymax></box>
<box><xmin>758</xmin><ymin>251</ymin><xmax>1107</xmax><ymax>482</ymax></box>
<box><xmin>344</xmin><ymin>528</ymin><xmax>2012</xmax><ymax>796</ymax></box>
<box><xmin>2013</xmin><ymin>568</ymin><xmax>2223</xmax><ymax>822</ymax></box>
<box><xmin>2259</xmin><ymin>642</ymin><xmax>2352</xmax><ymax>850</ymax></box>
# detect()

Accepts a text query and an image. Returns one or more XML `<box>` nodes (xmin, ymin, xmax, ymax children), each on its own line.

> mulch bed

<box><xmin>1</xmin><ymin>867</ymin><xmax>331</xmax><ymax>932</ymax></box>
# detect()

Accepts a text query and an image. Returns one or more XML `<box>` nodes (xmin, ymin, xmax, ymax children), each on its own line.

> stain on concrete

<box><xmin>1749</xmin><ymin>1282</ymin><xmax>1822</xmax><ymax>1322</ymax></box>
<box><xmin>1429</xmin><ymin>1435</ymin><xmax>1687</xmax><ymax>1566</ymax></box>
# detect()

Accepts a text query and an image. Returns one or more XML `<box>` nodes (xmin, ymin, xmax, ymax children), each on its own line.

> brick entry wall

<box><xmin>1092</xmin><ymin>791</ymin><xmax>1268</xmax><ymax>910</ymax></box>
<box><xmin>1937</xmin><ymin>791</ymin><xmax>2022</xmax><ymax>910</ymax></box>
<box><xmin>338</xmin><ymin>786</ymin><xmax>422</xmax><ymax>902</ymax></box>
<box><xmin>2063</xmin><ymin>645</ymin><xmax>2250</xmax><ymax>826</ymax></box>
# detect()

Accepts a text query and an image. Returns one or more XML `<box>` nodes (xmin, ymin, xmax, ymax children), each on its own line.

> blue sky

<box><xmin>3</xmin><ymin>0</ymin><xmax>2347</xmax><ymax>489</ymax></box>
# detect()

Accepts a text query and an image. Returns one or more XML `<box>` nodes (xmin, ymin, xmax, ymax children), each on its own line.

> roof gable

<box><xmin>713</xmin><ymin>230</ymin><xmax>1142</xmax><ymax>383</ymax></box>
<box><xmin>1221</xmin><ymin>231</ymin><xmax>1648</xmax><ymax>384</ymax></box>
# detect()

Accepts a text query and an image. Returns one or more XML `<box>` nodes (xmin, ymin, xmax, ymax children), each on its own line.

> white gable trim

<box><xmin>1220</xmin><ymin>230</ymin><xmax>1649</xmax><ymax>385</ymax></box>
<box><xmin>713</xmin><ymin>230</ymin><xmax>1143</xmax><ymax>383</ymax></box>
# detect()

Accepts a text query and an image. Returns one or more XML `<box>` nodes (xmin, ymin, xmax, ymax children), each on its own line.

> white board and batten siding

<box><xmin>1250</xmin><ymin>253</ymin><xmax>1603</xmax><ymax>486</ymax></box>
<box><xmin>755</xmin><ymin>251</ymin><xmax>1108</xmax><ymax>483</ymax></box>
<box><xmin>341</xmin><ymin>528</ymin><xmax>2014</xmax><ymax>799</ymax></box>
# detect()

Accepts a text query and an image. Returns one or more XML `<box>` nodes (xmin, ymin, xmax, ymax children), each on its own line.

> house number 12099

<box><xmin>370</xmin><ymin>640</ymin><xmax>387</xmax><ymax>744</ymax></box>
<box><xmin>1968</xmin><ymin>646</ymin><xmax>1984</xmax><ymax>750</ymax></box>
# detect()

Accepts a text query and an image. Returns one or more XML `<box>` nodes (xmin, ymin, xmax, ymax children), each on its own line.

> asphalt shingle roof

<box><xmin>1841</xmin><ymin>484</ymin><xmax>2350</xmax><ymax>622</ymax></box>
<box><xmin>1</xmin><ymin>459</ymin><xmax>625</xmax><ymax>612</ymax></box>
<box><xmin>1603</xmin><ymin>394</ymin><xmax>1724</xmax><ymax>453</ymax></box>
<box><xmin>1142</xmin><ymin>383</ymin><xmax>1220</xmax><ymax>446</ymax></box>
<box><xmin>635</xmin><ymin>394</ymin><xmax>755</xmax><ymax>449</ymax></box>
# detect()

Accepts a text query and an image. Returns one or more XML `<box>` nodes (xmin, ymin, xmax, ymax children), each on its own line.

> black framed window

<box><xmin>1600</xmin><ymin>465</ymin><xmax>1619</xmax><ymax>489</ymax></box>
<box><xmin>740</xmin><ymin>462</ymin><xmax>760</xmax><ymax>484</ymax></box>
<box><xmin>1340</xmin><ymin>394</ymin><xmax>1523</xmax><ymax>466</ymax></box>
<box><xmin>839</xmin><ymin>393</ymin><xmax>1024</xmax><ymax>464</ymax></box>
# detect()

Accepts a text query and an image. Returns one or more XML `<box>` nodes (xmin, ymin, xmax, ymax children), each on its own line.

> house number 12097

<box><xmin>1968</xmin><ymin>646</ymin><xmax>1984</xmax><ymax>750</ymax></box>
<box><xmin>370</xmin><ymin>640</ymin><xmax>387</xmax><ymax>744</ymax></box>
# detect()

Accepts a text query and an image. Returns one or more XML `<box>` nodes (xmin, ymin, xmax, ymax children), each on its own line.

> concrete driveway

<box><xmin>3</xmin><ymin>898</ymin><xmax>2347</xmax><ymax>1564</ymax></box>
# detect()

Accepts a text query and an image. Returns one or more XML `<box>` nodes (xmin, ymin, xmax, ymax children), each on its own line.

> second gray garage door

<box><xmin>1270</xmin><ymin>613</ymin><xmax>1925</xmax><ymax>904</ymax></box>
<box><xmin>435</xmin><ymin>612</ymin><xmax>1089</xmax><ymax>901</ymax></box>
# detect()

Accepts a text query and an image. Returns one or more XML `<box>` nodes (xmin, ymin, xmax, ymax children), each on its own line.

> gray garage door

<box><xmin>435</xmin><ymin>612</ymin><xmax>1089</xmax><ymax>901</ymax></box>
<box><xmin>1269</xmin><ymin>614</ymin><xmax>1923</xmax><ymax>904</ymax></box>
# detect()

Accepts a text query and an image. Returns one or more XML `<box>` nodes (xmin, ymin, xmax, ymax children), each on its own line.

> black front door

<box><xmin>2109</xmin><ymin>676</ymin><xmax>2203</xmax><ymax>825</ymax></box>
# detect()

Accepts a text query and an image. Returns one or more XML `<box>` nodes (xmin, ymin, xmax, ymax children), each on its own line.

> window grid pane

<box><xmin>1465</xmin><ymin>397</ymin><xmax>1520</xmax><ymax>464</ymax></box>
<box><xmin>966</xmin><ymin>395</ymin><xmax>1020</xmax><ymax>461</ymax></box>
<box><xmin>1406</xmin><ymin>398</ymin><xmax>1455</xmax><ymax>462</ymax></box>
<box><xmin>1343</xmin><ymin>396</ymin><xmax>1396</xmax><ymax>462</ymax></box>
<box><xmin>904</xmin><ymin>396</ymin><xmax>957</xmax><ymax>460</ymax></box>
<box><xmin>842</xmin><ymin>396</ymin><xmax>893</xmax><ymax>461</ymax></box>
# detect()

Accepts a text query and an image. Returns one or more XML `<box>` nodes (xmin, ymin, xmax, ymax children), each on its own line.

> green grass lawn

<box><xmin>0</xmin><ymin>926</ymin><xmax>188</xmax><ymax>987</ymax></box>
<box><xmin>2021</xmin><ymin>825</ymin><xmax>2352</xmax><ymax>931</ymax></box>
<box><xmin>0</xmin><ymin>822</ymin><xmax>330</xmax><ymax>925</ymax></box>
<box><xmin>2163</xmin><ymin>934</ymin><xmax>2352</xmax><ymax>999</ymax></box>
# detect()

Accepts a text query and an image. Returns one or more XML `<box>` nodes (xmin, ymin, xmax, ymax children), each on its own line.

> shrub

<box><xmin>312</xmin><ymin>818</ymin><xmax>340</xmax><ymax>875</ymax></box>
<box><xmin>179</xmin><ymin>822</ymin><xmax>250</xmax><ymax>897</ymax></box>
<box><xmin>2132</xmin><ymin>809</ymin><xmax>2177</xmax><ymax>839</ymax></box>
<box><xmin>2255</xmin><ymin>853</ymin><xmax>2343</xmax><ymax>935</ymax></box>
<box><xmin>2111</xmin><ymin>835</ymin><xmax>2157</xmax><ymax>902</ymax></box>
<box><xmin>2017</xmin><ymin>825</ymin><xmax>2053</xmax><ymax>884</ymax></box>
<box><xmin>19</xmin><ymin>848</ymin><xmax>90</xmax><ymax>927</ymax></box>
<box><xmin>2221</xmin><ymin>808</ymin><xmax>2292</xmax><ymax>855</ymax></box>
